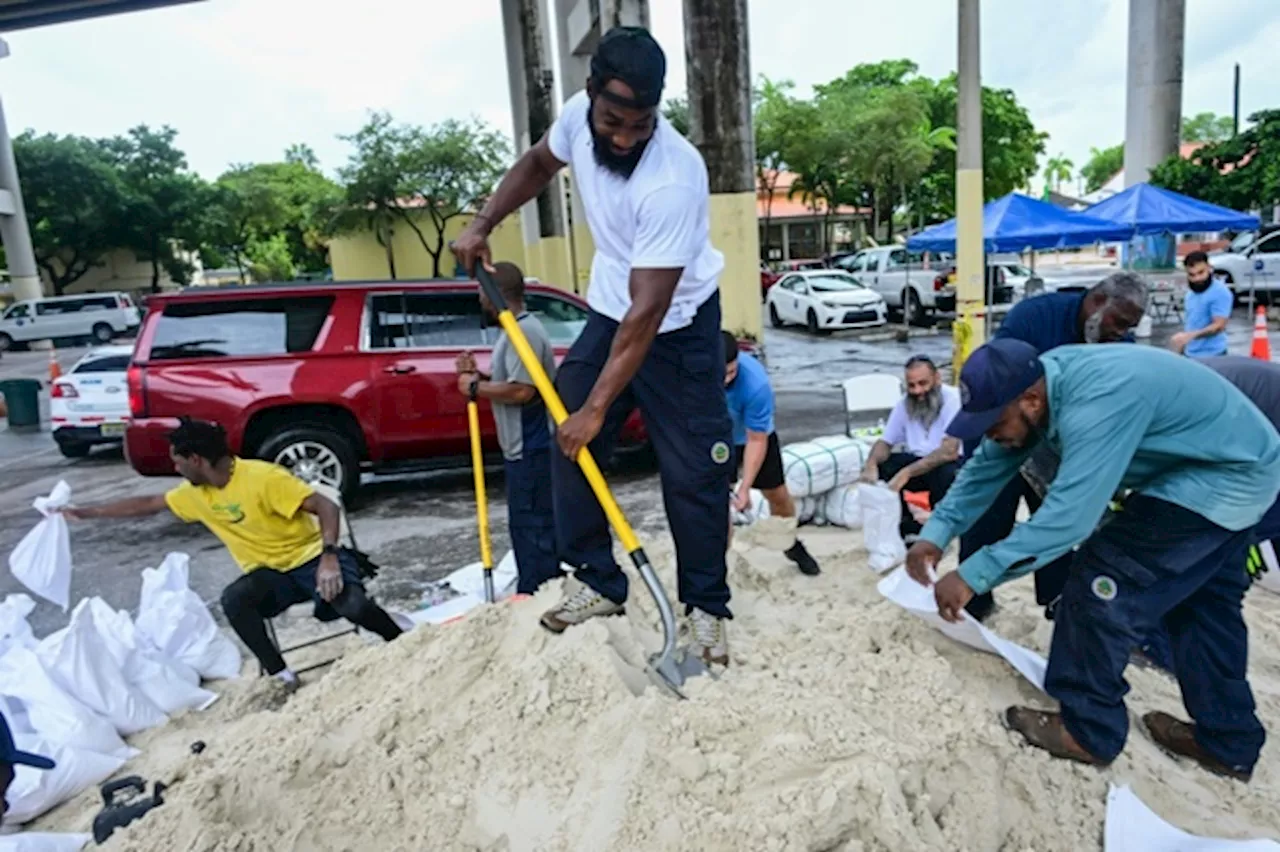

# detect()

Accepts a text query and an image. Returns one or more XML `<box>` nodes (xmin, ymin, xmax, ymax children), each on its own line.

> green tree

<box><xmin>333</xmin><ymin>112</ymin><xmax>417</xmax><ymax>279</ymax></box>
<box><xmin>100</xmin><ymin>125</ymin><xmax>210</xmax><ymax>292</ymax></box>
<box><xmin>1182</xmin><ymin>112</ymin><xmax>1235</xmax><ymax>144</ymax></box>
<box><xmin>1081</xmin><ymin>144</ymin><xmax>1124</xmax><ymax>193</ymax></box>
<box><xmin>754</xmin><ymin>77</ymin><xmax>822</xmax><ymax>257</ymax></box>
<box><xmin>205</xmin><ymin>164</ymin><xmax>288</xmax><ymax>282</ymax></box>
<box><xmin>13</xmin><ymin>132</ymin><xmax>127</xmax><ymax>295</ymax></box>
<box><xmin>1044</xmin><ymin>154</ymin><xmax>1074</xmax><ymax>191</ymax></box>
<box><xmin>662</xmin><ymin>98</ymin><xmax>690</xmax><ymax>137</ymax></box>
<box><xmin>1151</xmin><ymin>109</ymin><xmax>1280</xmax><ymax>211</ymax></box>
<box><xmin>247</xmin><ymin>233</ymin><xmax>296</xmax><ymax>282</ymax></box>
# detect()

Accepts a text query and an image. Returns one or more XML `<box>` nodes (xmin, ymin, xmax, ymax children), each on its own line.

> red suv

<box><xmin>124</xmin><ymin>280</ymin><xmax>648</xmax><ymax>497</ymax></box>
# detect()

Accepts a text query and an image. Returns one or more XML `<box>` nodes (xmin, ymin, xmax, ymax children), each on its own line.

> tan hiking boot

<box><xmin>1143</xmin><ymin>711</ymin><xmax>1253</xmax><ymax>782</ymax></box>
<box><xmin>539</xmin><ymin>582</ymin><xmax>624</xmax><ymax>633</ymax></box>
<box><xmin>689</xmin><ymin>609</ymin><xmax>729</xmax><ymax>666</ymax></box>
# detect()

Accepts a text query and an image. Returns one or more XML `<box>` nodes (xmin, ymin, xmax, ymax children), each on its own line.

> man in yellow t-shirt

<box><xmin>66</xmin><ymin>419</ymin><xmax>402</xmax><ymax>688</ymax></box>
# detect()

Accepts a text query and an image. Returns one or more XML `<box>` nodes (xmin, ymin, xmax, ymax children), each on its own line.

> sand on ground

<box><xmin>29</xmin><ymin>523</ymin><xmax>1280</xmax><ymax>851</ymax></box>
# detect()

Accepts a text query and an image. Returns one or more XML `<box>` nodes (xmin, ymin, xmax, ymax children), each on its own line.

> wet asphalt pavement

<box><xmin>0</xmin><ymin>290</ymin><xmax>1270</xmax><ymax>638</ymax></box>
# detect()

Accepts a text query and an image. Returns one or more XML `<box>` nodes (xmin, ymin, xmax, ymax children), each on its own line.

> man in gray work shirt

<box><xmin>456</xmin><ymin>262</ymin><xmax>562</xmax><ymax>594</ymax></box>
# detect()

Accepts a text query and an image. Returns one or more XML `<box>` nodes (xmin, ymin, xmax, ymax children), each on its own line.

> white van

<box><xmin>0</xmin><ymin>292</ymin><xmax>142</xmax><ymax>350</ymax></box>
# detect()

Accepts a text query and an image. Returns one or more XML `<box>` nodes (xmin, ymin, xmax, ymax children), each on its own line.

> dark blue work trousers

<box><xmin>549</xmin><ymin>295</ymin><xmax>735</xmax><ymax>618</ymax></box>
<box><xmin>505</xmin><ymin>449</ymin><xmax>562</xmax><ymax>595</ymax></box>
<box><xmin>1046</xmin><ymin>495</ymin><xmax>1264</xmax><ymax>772</ymax></box>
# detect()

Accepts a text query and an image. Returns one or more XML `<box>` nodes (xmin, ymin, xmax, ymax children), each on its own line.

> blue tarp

<box><xmin>906</xmin><ymin>193</ymin><xmax>1134</xmax><ymax>254</ymax></box>
<box><xmin>1082</xmin><ymin>182</ymin><xmax>1259</xmax><ymax>235</ymax></box>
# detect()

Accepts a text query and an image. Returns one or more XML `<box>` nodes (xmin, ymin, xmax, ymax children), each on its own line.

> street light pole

<box><xmin>0</xmin><ymin>37</ymin><xmax>42</xmax><ymax>305</ymax></box>
<box><xmin>954</xmin><ymin>0</ymin><xmax>985</xmax><ymax>377</ymax></box>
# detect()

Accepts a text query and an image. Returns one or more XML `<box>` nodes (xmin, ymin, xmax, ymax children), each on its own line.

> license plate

<box><xmin>100</xmin><ymin>423</ymin><xmax>126</xmax><ymax>437</ymax></box>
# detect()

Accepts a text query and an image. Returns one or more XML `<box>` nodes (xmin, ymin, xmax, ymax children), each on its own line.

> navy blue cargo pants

<box><xmin>505</xmin><ymin>448</ymin><xmax>563</xmax><ymax>595</ymax></box>
<box><xmin>1046</xmin><ymin>495</ymin><xmax>1264</xmax><ymax>773</ymax></box>
<box><xmin>549</xmin><ymin>294</ymin><xmax>734</xmax><ymax>618</ymax></box>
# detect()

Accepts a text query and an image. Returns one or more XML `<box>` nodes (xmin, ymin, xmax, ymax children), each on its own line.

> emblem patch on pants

<box><xmin>711</xmin><ymin>441</ymin><xmax>730</xmax><ymax>465</ymax></box>
<box><xmin>1091</xmin><ymin>575</ymin><xmax>1118</xmax><ymax>601</ymax></box>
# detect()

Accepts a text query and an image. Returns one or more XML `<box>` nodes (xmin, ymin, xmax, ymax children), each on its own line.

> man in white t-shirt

<box><xmin>859</xmin><ymin>355</ymin><xmax>963</xmax><ymax>537</ymax></box>
<box><xmin>451</xmin><ymin>27</ymin><xmax>734</xmax><ymax>666</ymax></box>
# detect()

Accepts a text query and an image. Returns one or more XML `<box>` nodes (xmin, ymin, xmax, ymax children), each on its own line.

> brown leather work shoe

<box><xmin>1005</xmin><ymin>707</ymin><xmax>1110</xmax><ymax>767</ymax></box>
<box><xmin>1143</xmin><ymin>711</ymin><xmax>1252</xmax><ymax>782</ymax></box>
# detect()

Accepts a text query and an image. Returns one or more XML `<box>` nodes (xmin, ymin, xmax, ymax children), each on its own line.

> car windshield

<box><xmin>807</xmin><ymin>275</ymin><xmax>863</xmax><ymax>292</ymax></box>
<box><xmin>1230</xmin><ymin>231</ymin><xmax>1257</xmax><ymax>253</ymax></box>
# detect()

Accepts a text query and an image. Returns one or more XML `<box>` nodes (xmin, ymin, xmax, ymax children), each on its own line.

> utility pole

<box><xmin>954</xmin><ymin>0</ymin><xmax>985</xmax><ymax>375</ymax></box>
<box><xmin>1123</xmin><ymin>0</ymin><xmax>1184</xmax><ymax>186</ymax></box>
<box><xmin>1232</xmin><ymin>63</ymin><xmax>1241</xmax><ymax>137</ymax></box>
<box><xmin>684</xmin><ymin>0</ymin><xmax>762</xmax><ymax>341</ymax></box>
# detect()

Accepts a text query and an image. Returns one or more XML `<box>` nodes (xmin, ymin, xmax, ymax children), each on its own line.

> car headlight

<box><xmin>822</xmin><ymin>301</ymin><xmax>839</xmax><ymax>309</ymax></box>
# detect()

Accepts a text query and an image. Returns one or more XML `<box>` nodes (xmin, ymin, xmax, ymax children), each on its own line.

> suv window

<box><xmin>525</xmin><ymin>294</ymin><xmax>588</xmax><ymax>344</ymax></box>
<box><xmin>369</xmin><ymin>292</ymin><xmax>489</xmax><ymax>349</ymax></box>
<box><xmin>4</xmin><ymin>304</ymin><xmax>30</xmax><ymax>320</ymax></box>
<box><xmin>1255</xmin><ymin>233</ymin><xmax>1280</xmax><ymax>255</ymax></box>
<box><xmin>149</xmin><ymin>296</ymin><xmax>333</xmax><ymax>360</ymax></box>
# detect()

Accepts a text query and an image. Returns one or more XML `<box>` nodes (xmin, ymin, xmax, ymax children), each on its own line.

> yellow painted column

<box><xmin>710</xmin><ymin>191</ymin><xmax>764</xmax><ymax>342</ymax></box>
<box><xmin>954</xmin><ymin>0</ymin><xmax>986</xmax><ymax>378</ymax></box>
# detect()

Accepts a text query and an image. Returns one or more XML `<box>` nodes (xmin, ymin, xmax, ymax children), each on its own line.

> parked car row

<box><xmin>0</xmin><ymin>292</ymin><xmax>141</xmax><ymax>351</ymax></box>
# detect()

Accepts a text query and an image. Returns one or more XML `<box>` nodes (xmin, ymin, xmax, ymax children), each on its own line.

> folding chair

<box><xmin>259</xmin><ymin>483</ymin><xmax>379</xmax><ymax>676</ymax></box>
<box><xmin>841</xmin><ymin>373</ymin><xmax>904</xmax><ymax>436</ymax></box>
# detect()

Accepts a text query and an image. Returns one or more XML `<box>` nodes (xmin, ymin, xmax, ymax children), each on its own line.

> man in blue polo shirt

<box><xmin>1171</xmin><ymin>251</ymin><xmax>1232</xmax><ymax>358</ymax></box>
<box><xmin>722</xmin><ymin>331</ymin><xmax>820</xmax><ymax>575</ymax></box>
<box><xmin>907</xmin><ymin>339</ymin><xmax>1280</xmax><ymax>782</ymax></box>
<box><xmin>960</xmin><ymin>272</ymin><xmax>1148</xmax><ymax>620</ymax></box>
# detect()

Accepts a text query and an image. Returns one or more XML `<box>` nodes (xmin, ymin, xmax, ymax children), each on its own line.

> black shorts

<box><xmin>734</xmin><ymin>432</ymin><xmax>786</xmax><ymax>491</ymax></box>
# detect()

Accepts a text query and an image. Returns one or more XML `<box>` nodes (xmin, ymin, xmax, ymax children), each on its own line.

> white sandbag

<box><xmin>782</xmin><ymin>436</ymin><xmax>868</xmax><ymax>498</ymax></box>
<box><xmin>0</xmin><ymin>832</ymin><xmax>93</xmax><ymax>852</ymax></box>
<box><xmin>7</xmin><ymin>481</ymin><xmax>73</xmax><ymax>611</ymax></box>
<box><xmin>822</xmin><ymin>484</ymin><xmax>864</xmax><ymax>529</ymax></box>
<box><xmin>444</xmin><ymin>550</ymin><xmax>520</xmax><ymax>601</ymax></box>
<box><xmin>859</xmin><ymin>484</ymin><xmax>906</xmax><ymax>573</ymax></box>
<box><xmin>4</xmin><ymin>733</ymin><xmax>125</xmax><ymax>826</ymax></box>
<box><xmin>730</xmin><ymin>489</ymin><xmax>770</xmax><ymax>526</ymax></box>
<box><xmin>796</xmin><ymin>497</ymin><xmax>817</xmax><ymax>524</ymax></box>
<box><xmin>0</xmin><ymin>648</ymin><xmax>133</xmax><ymax>758</ymax></box>
<box><xmin>136</xmin><ymin>553</ymin><xmax>242</xmax><ymax>681</ymax></box>
<box><xmin>810</xmin><ymin>495</ymin><xmax>829</xmax><ymax>527</ymax></box>
<box><xmin>1104</xmin><ymin>783</ymin><xmax>1280</xmax><ymax>851</ymax></box>
<box><xmin>37</xmin><ymin>600</ymin><xmax>168</xmax><ymax>736</ymax></box>
<box><xmin>86</xmin><ymin>598</ymin><xmax>216</xmax><ymax>715</ymax></box>
<box><xmin>0</xmin><ymin>594</ymin><xmax>38</xmax><ymax>657</ymax></box>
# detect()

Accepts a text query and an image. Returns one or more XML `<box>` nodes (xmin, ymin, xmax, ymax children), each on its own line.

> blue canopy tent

<box><xmin>1081</xmin><ymin>182</ymin><xmax>1259</xmax><ymax>235</ymax></box>
<box><xmin>906</xmin><ymin>192</ymin><xmax>1135</xmax><ymax>254</ymax></box>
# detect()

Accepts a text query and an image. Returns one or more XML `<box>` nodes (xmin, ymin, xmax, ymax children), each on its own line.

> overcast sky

<box><xmin>1</xmin><ymin>0</ymin><xmax>1276</xmax><ymax>190</ymax></box>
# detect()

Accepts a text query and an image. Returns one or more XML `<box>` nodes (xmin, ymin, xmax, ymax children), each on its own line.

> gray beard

<box><xmin>906</xmin><ymin>385</ymin><xmax>944</xmax><ymax>429</ymax></box>
<box><xmin>1083</xmin><ymin>311</ymin><xmax>1103</xmax><ymax>344</ymax></box>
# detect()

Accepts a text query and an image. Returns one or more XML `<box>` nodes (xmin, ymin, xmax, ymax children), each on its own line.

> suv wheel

<box><xmin>91</xmin><ymin>323</ymin><xmax>114</xmax><ymax>344</ymax></box>
<box><xmin>902</xmin><ymin>288</ymin><xmax>926</xmax><ymax>327</ymax></box>
<box><xmin>769</xmin><ymin>303</ymin><xmax>783</xmax><ymax>328</ymax></box>
<box><xmin>259</xmin><ymin>425</ymin><xmax>359</xmax><ymax>499</ymax></box>
<box><xmin>0</xmin><ymin>332</ymin><xmax>11</xmax><ymax>351</ymax></box>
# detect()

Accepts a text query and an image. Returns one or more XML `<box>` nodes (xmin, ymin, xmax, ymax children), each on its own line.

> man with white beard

<box><xmin>861</xmin><ymin>355</ymin><xmax>963</xmax><ymax>539</ymax></box>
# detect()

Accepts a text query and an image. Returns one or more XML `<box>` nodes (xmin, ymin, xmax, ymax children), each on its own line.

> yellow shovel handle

<box><xmin>467</xmin><ymin>399</ymin><xmax>494</xmax><ymax>603</ymax></box>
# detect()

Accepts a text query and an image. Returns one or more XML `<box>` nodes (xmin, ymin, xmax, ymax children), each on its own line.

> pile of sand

<box><xmin>34</xmin><ymin>524</ymin><xmax>1280</xmax><ymax>850</ymax></box>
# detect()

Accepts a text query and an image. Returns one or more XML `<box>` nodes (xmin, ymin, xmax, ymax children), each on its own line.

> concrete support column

<box><xmin>683</xmin><ymin>0</ymin><xmax>762</xmax><ymax>341</ymax></box>
<box><xmin>1124</xmin><ymin>0</ymin><xmax>1185</xmax><ymax>186</ymax></box>
<box><xmin>0</xmin><ymin>92</ymin><xmax>42</xmax><ymax>305</ymax></box>
<box><xmin>500</xmin><ymin>0</ymin><xmax>572</xmax><ymax>289</ymax></box>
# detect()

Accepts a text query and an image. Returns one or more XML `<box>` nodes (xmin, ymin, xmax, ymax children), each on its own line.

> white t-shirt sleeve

<box><xmin>630</xmin><ymin>185</ymin><xmax>704</xmax><ymax>270</ymax></box>
<box><xmin>547</xmin><ymin>92</ymin><xmax>588</xmax><ymax>163</ymax></box>
<box><xmin>882</xmin><ymin>400</ymin><xmax>908</xmax><ymax>447</ymax></box>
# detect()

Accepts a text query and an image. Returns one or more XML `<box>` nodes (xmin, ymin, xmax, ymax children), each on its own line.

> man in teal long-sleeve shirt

<box><xmin>906</xmin><ymin>339</ymin><xmax>1280</xmax><ymax>782</ymax></box>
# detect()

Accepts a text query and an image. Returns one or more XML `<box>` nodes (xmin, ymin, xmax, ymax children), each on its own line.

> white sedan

<box><xmin>766</xmin><ymin>270</ymin><xmax>888</xmax><ymax>334</ymax></box>
<box><xmin>50</xmin><ymin>344</ymin><xmax>134</xmax><ymax>458</ymax></box>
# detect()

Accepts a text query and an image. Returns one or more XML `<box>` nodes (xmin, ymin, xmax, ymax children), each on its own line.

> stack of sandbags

<box><xmin>782</xmin><ymin>435</ymin><xmax>869</xmax><ymax>499</ymax></box>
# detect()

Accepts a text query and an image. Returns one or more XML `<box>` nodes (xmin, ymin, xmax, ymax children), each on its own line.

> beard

<box><xmin>1187</xmin><ymin>277</ymin><xmax>1212</xmax><ymax>294</ymax></box>
<box><xmin>906</xmin><ymin>384</ymin><xmax>945</xmax><ymax>429</ymax></box>
<box><xmin>587</xmin><ymin>102</ymin><xmax>649</xmax><ymax>178</ymax></box>
<box><xmin>1083</xmin><ymin>310</ymin><xmax>1104</xmax><ymax>344</ymax></box>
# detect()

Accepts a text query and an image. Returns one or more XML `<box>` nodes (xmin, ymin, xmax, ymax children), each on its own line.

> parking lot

<box><xmin>0</xmin><ymin>294</ymin><xmax>1262</xmax><ymax>638</ymax></box>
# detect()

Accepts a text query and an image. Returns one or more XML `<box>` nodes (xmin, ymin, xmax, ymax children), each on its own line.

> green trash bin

<box><xmin>0</xmin><ymin>378</ymin><xmax>42</xmax><ymax>433</ymax></box>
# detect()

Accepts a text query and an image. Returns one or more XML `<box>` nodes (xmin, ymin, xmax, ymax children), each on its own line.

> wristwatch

<box><xmin>322</xmin><ymin>543</ymin><xmax>340</xmax><ymax>556</ymax></box>
<box><xmin>468</xmin><ymin>377</ymin><xmax>479</xmax><ymax>401</ymax></box>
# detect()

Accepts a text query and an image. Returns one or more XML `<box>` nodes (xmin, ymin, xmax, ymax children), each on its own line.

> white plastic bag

<box><xmin>858</xmin><ymin>484</ymin><xmax>906</xmax><ymax>573</ymax></box>
<box><xmin>7</xmin><ymin>482</ymin><xmax>73</xmax><ymax>611</ymax></box>
<box><xmin>37</xmin><ymin>600</ymin><xmax>168</xmax><ymax>736</ymax></box>
<box><xmin>1104</xmin><ymin>784</ymin><xmax>1280</xmax><ymax>851</ymax></box>
<box><xmin>4</xmin><ymin>733</ymin><xmax>125</xmax><ymax>826</ymax></box>
<box><xmin>0</xmin><ymin>832</ymin><xmax>93</xmax><ymax>852</ymax></box>
<box><xmin>86</xmin><ymin>598</ymin><xmax>216</xmax><ymax>715</ymax></box>
<box><xmin>135</xmin><ymin>554</ymin><xmax>242</xmax><ymax>681</ymax></box>
<box><xmin>0</xmin><ymin>648</ymin><xmax>133</xmax><ymax>758</ymax></box>
<box><xmin>782</xmin><ymin>436</ymin><xmax>869</xmax><ymax>497</ymax></box>
<box><xmin>822</xmin><ymin>484</ymin><xmax>864</xmax><ymax>529</ymax></box>
<box><xmin>730</xmin><ymin>489</ymin><xmax>770</xmax><ymax>526</ymax></box>
<box><xmin>0</xmin><ymin>594</ymin><xmax>39</xmax><ymax>658</ymax></box>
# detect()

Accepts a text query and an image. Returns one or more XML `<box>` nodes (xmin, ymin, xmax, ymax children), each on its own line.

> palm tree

<box><xmin>1044</xmin><ymin>154</ymin><xmax>1074</xmax><ymax>193</ymax></box>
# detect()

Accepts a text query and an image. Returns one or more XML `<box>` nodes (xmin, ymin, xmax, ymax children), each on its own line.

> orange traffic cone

<box><xmin>48</xmin><ymin>347</ymin><xmax>61</xmax><ymax>381</ymax></box>
<box><xmin>1251</xmin><ymin>306</ymin><xmax>1272</xmax><ymax>361</ymax></box>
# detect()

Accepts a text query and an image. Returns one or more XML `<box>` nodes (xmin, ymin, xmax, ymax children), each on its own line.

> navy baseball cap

<box><xmin>0</xmin><ymin>713</ymin><xmax>54</xmax><ymax>771</ymax></box>
<box><xmin>946</xmin><ymin>338</ymin><xmax>1045</xmax><ymax>441</ymax></box>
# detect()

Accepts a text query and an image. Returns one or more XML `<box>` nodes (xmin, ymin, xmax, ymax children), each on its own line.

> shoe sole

<box><xmin>539</xmin><ymin>606</ymin><xmax>625</xmax><ymax>634</ymax></box>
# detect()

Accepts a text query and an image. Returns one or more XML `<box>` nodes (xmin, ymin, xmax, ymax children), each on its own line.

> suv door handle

<box><xmin>382</xmin><ymin>365</ymin><xmax>416</xmax><ymax>375</ymax></box>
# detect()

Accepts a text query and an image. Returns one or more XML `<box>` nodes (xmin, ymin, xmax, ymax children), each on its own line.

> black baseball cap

<box><xmin>0</xmin><ymin>713</ymin><xmax>54</xmax><ymax>771</ymax></box>
<box><xmin>946</xmin><ymin>338</ymin><xmax>1045</xmax><ymax>441</ymax></box>
<box><xmin>590</xmin><ymin>27</ymin><xmax>666</xmax><ymax>108</ymax></box>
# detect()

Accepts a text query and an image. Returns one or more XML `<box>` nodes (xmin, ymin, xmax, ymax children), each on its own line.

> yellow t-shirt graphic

<box><xmin>165</xmin><ymin>458</ymin><xmax>323</xmax><ymax>572</ymax></box>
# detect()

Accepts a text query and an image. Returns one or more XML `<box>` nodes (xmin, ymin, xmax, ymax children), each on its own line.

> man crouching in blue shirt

<box><xmin>906</xmin><ymin>339</ymin><xmax>1279</xmax><ymax>782</ymax></box>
